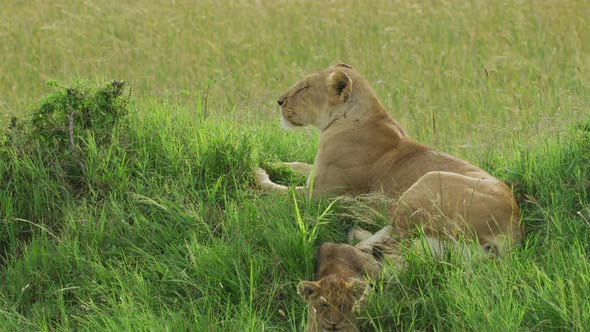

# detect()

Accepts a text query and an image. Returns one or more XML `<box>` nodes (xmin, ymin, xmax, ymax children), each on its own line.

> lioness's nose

<box><xmin>277</xmin><ymin>99</ymin><xmax>285</xmax><ymax>106</ymax></box>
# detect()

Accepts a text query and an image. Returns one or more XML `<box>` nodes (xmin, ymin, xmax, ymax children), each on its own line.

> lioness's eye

<box><xmin>321</xmin><ymin>303</ymin><xmax>328</xmax><ymax>310</ymax></box>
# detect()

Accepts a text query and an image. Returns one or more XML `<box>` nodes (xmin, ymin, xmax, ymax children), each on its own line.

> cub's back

<box><xmin>315</xmin><ymin>243</ymin><xmax>380</xmax><ymax>280</ymax></box>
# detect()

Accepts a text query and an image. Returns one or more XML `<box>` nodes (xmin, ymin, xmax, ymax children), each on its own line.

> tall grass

<box><xmin>1</xmin><ymin>0</ymin><xmax>590</xmax><ymax>331</ymax></box>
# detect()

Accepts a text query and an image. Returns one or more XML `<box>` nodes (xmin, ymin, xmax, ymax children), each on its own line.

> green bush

<box><xmin>0</xmin><ymin>80</ymin><xmax>131</xmax><ymax>264</ymax></box>
<box><xmin>2</xmin><ymin>80</ymin><xmax>130</xmax><ymax>193</ymax></box>
<box><xmin>28</xmin><ymin>80</ymin><xmax>128</xmax><ymax>150</ymax></box>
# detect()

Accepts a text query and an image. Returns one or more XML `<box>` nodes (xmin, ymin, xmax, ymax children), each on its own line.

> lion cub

<box><xmin>298</xmin><ymin>242</ymin><xmax>381</xmax><ymax>332</ymax></box>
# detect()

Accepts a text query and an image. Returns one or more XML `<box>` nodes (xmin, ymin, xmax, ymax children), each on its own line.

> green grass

<box><xmin>1</xmin><ymin>0</ymin><xmax>590</xmax><ymax>331</ymax></box>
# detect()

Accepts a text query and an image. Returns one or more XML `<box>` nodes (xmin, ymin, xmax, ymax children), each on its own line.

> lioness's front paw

<box><xmin>255</xmin><ymin>167</ymin><xmax>270</xmax><ymax>185</ymax></box>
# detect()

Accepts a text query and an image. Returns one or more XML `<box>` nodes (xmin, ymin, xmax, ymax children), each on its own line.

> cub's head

<box><xmin>277</xmin><ymin>63</ymin><xmax>354</xmax><ymax>131</ymax></box>
<box><xmin>298</xmin><ymin>275</ymin><xmax>368</xmax><ymax>332</ymax></box>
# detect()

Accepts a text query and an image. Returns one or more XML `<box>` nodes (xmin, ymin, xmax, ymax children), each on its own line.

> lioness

<box><xmin>256</xmin><ymin>63</ymin><xmax>522</xmax><ymax>254</ymax></box>
<box><xmin>298</xmin><ymin>242</ymin><xmax>381</xmax><ymax>332</ymax></box>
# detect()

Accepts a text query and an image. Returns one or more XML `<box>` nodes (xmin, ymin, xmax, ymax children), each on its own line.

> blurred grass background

<box><xmin>2</xmin><ymin>0</ymin><xmax>588</xmax><ymax>154</ymax></box>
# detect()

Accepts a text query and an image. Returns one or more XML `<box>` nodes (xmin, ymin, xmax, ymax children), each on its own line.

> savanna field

<box><xmin>1</xmin><ymin>0</ymin><xmax>590</xmax><ymax>330</ymax></box>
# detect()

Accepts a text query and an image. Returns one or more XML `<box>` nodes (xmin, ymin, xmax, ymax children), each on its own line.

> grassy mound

<box><xmin>1</xmin><ymin>81</ymin><xmax>590</xmax><ymax>330</ymax></box>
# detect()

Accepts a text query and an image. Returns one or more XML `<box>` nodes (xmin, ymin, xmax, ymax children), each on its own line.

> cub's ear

<box><xmin>327</xmin><ymin>71</ymin><xmax>352</xmax><ymax>104</ymax></box>
<box><xmin>297</xmin><ymin>281</ymin><xmax>319</xmax><ymax>301</ymax></box>
<box><xmin>347</xmin><ymin>279</ymin><xmax>369</xmax><ymax>312</ymax></box>
<box><xmin>333</xmin><ymin>63</ymin><xmax>353</xmax><ymax>69</ymax></box>
<box><xmin>348</xmin><ymin>279</ymin><xmax>368</xmax><ymax>300</ymax></box>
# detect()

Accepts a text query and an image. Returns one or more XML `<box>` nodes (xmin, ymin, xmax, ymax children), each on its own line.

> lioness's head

<box><xmin>298</xmin><ymin>275</ymin><xmax>368</xmax><ymax>332</ymax></box>
<box><xmin>278</xmin><ymin>63</ymin><xmax>366</xmax><ymax>131</ymax></box>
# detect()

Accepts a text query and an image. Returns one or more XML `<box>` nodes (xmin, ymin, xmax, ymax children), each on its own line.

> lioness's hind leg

<box><xmin>391</xmin><ymin>171</ymin><xmax>520</xmax><ymax>255</ymax></box>
<box><xmin>353</xmin><ymin>226</ymin><xmax>395</xmax><ymax>254</ymax></box>
<box><xmin>353</xmin><ymin>225</ymin><xmax>406</xmax><ymax>269</ymax></box>
<box><xmin>347</xmin><ymin>227</ymin><xmax>374</xmax><ymax>245</ymax></box>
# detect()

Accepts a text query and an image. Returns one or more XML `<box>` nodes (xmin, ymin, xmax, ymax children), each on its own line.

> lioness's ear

<box><xmin>327</xmin><ymin>71</ymin><xmax>352</xmax><ymax>104</ymax></box>
<box><xmin>297</xmin><ymin>281</ymin><xmax>319</xmax><ymax>301</ymax></box>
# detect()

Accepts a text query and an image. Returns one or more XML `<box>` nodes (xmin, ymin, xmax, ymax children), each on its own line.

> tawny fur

<box><xmin>256</xmin><ymin>63</ymin><xmax>522</xmax><ymax>254</ymax></box>
<box><xmin>298</xmin><ymin>243</ymin><xmax>380</xmax><ymax>332</ymax></box>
